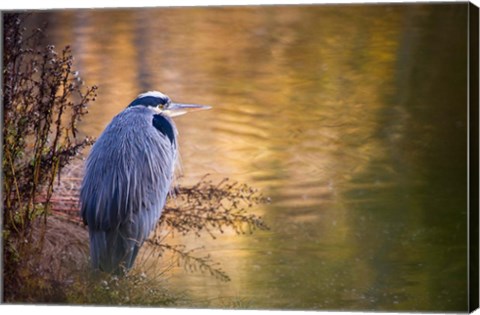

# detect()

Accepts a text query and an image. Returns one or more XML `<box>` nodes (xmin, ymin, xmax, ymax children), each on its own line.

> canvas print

<box><xmin>2</xmin><ymin>2</ymin><xmax>478</xmax><ymax>312</ymax></box>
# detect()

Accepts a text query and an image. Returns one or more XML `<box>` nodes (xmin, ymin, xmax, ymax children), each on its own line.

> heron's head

<box><xmin>128</xmin><ymin>91</ymin><xmax>211</xmax><ymax>117</ymax></box>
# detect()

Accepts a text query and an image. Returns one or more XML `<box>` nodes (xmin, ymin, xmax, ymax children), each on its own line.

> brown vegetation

<box><xmin>3</xmin><ymin>12</ymin><xmax>96</xmax><ymax>302</ymax></box>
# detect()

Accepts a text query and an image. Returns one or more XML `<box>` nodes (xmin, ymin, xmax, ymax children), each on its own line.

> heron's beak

<box><xmin>163</xmin><ymin>102</ymin><xmax>212</xmax><ymax>117</ymax></box>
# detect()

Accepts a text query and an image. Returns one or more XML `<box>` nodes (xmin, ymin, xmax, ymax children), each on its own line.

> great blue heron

<box><xmin>80</xmin><ymin>91</ymin><xmax>210</xmax><ymax>274</ymax></box>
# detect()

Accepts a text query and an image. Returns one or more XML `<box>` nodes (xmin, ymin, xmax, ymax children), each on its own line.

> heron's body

<box><xmin>80</xmin><ymin>91</ymin><xmax>209</xmax><ymax>274</ymax></box>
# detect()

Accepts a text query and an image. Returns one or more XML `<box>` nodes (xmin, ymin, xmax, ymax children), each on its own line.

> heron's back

<box><xmin>80</xmin><ymin>106</ymin><xmax>177</xmax><ymax>273</ymax></box>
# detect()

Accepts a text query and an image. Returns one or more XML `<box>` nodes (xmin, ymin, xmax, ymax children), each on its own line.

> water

<box><xmin>28</xmin><ymin>3</ymin><xmax>468</xmax><ymax>311</ymax></box>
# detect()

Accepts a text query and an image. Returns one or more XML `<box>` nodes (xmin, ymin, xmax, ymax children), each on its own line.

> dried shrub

<box><xmin>163</xmin><ymin>176</ymin><xmax>270</xmax><ymax>237</ymax></box>
<box><xmin>148</xmin><ymin>176</ymin><xmax>271</xmax><ymax>282</ymax></box>
<box><xmin>2</xmin><ymin>13</ymin><xmax>96</xmax><ymax>302</ymax></box>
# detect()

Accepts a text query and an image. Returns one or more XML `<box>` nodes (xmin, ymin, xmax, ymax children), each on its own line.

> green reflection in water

<box><xmin>30</xmin><ymin>3</ymin><xmax>468</xmax><ymax>311</ymax></box>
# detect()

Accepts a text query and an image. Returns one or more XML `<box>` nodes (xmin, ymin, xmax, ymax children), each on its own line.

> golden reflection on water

<box><xmin>33</xmin><ymin>3</ymin><xmax>469</xmax><ymax>311</ymax></box>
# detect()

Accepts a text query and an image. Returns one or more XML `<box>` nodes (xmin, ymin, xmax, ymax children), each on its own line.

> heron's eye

<box><xmin>157</xmin><ymin>104</ymin><xmax>165</xmax><ymax>110</ymax></box>
<box><xmin>163</xmin><ymin>100</ymin><xmax>172</xmax><ymax>110</ymax></box>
